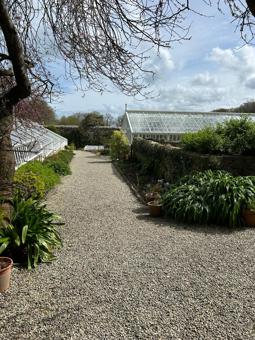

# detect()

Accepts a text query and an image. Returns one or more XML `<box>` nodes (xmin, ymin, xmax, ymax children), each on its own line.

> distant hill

<box><xmin>213</xmin><ymin>101</ymin><xmax>255</xmax><ymax>113</ymax></box>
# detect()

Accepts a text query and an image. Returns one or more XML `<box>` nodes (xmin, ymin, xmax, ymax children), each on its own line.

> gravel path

<box><xmin>1</xmin><ymin>151</ymin><xmax>255</xmax><ymax>339</ymax></box>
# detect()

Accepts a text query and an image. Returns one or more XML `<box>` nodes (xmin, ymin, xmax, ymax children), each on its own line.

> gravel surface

<box><xmin>0</xmin><ymin>151</ymin><xmax>255</xmax><ymax>340</ymax></box>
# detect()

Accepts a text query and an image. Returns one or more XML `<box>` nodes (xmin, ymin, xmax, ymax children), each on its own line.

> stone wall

<box><xmin>132</xmin><ymin>138</ymin><xmax>255</xmax><ymax>182</ymax></box>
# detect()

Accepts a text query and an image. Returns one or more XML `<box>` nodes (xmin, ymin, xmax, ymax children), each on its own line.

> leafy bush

<box><xmin>162</xmin><ymin>170</ymin><xmax>255</xmax><ymax>227</ymax></box>
<box><xmin>14</xmin><ymin>150</ymin><xmax>74</xmax><ymax>198</ymax></box>
<box><xmin>57</xmin><ymin>149</ymin><xmax>74</xmax><ymax>163</ymax></box>
<box><xmin>0</xmin><ymin>196</ymin><xmax>62</xmax><ymax>269</ymax></box>
<box><xmin>46</xmin><ymin>149</ymin><xmax>74</xmax><ymax>165</ymax></box>
<box><xmin>44</xmin><ymin>159</ymin><xmax>71</xmax><ymax>176</ymax></box>
<box><xmin>66</xmin><ymin>143</ymin><xmax>76</xmax><ymax>151</ymax></box>
<box><xmin>110</xmin><ymin>130</ymin><xmax>130</xmax><ymax>160</ymax></box>
<box><xmin>182</xmin><ymin>116</ymin><xmax>255</xmax><ymax>155</ymax></box>
<box><xmin>182</xmin><ymin>127</ymin><xmax>224</xmax><ymax>154</ymax></box>
<box><xmin>14</xmin><ymin>161</ymin><xmax>60</xmax><ymax>199</ymax></box>
<box><xmin>216</xmin><ymin>117</ymin><xmax>255</xmax><ymax>155</ymax></box>
<box><xmin>44</xmin><ymin>149</ymin><xmax>74</xmax><ymax>175</ymax></box>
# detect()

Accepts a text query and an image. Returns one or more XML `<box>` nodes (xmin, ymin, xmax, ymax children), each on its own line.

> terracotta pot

<box><xmin>243</xmin><ymin>209</ymin><xmax>255</xmax><ymax>227</ymax></box>
<box><xmin>0</xmin><ymin>257</ymin><xmax>13</xmax><ymax>293</ymax></box>
<box><xmin>148</xmin><ymin>201</ymin><xmax>162</xmax><ymax>217</ymax></box>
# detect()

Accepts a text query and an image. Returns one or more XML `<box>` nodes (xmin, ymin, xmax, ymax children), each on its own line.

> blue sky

<box><xmin>50</xmin><ymin>3</ymin><xmax>255</xmax><ymax>118</ymax></box>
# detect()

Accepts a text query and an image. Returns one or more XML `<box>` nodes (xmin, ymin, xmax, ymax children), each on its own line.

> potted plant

<box><xmin>144</xmin><ymin>182</ymin><xmax>162</xmax><ymax>203</ymax></box>
<box><xmin>145</xmin><ymin>191</ymin><xmax>160</xmax><ymax>203</ymax></box>
<box><xmin>147</xmin><ymin>198</ymin><xmax>163</xmax><ymax>217</ymax></box>
<box><xmin>243</xmin><ymin>200</ymin><xmax>255</xmax><ymax>227</ymax></box>
<box><xmin>0</xmin><ymin>257</ymin><xmax>13</xmax><ymax>292</ymax></box>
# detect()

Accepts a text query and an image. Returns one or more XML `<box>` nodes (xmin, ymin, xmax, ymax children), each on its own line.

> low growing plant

<box><xmin>162</xmin><ymin>170</ymin><xmax>255</xmax><ymax>227</ymax></box>
<box><xmin>14</xmin><ymin>161</ymin><xmax>60</xmax><ymax>199</ymax></box>
<box><xmin>44</xmin><ymin>149</ymin><xmax>74</xmax><ymax>175</ymax></box>
<box><xmin>44</xmin><ymin>159</ymin><xmax>71</xmax><ymax>176</ymax></box>
<box><xmin>0</xmin><ymin>196</ymin><xmax>62</xmax><ymax>269</ymax></box>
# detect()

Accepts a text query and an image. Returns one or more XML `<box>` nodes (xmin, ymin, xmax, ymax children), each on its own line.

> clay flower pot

<box><xmin>148</xmin><ymin>201</ymin><xmax>163</xmax><ymax>217</ymax></box>
<box><xmin>243</xmin><ymin>209</ymin><xmax>255</xmax><ymax>227</ymax></box>
<box><xmin>0</xmin><ymin>257</ymin><xmax>13</xmax><ymax>293</ymax></box>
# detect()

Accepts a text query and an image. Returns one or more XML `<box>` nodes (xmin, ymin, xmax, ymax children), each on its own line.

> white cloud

<box><xmin>209</xmin><ymin>47</ymin><xmax>239</xmax><ymax>69</ymax></box>
<box><xmin>156</xmin><ymin>84</ymin><xmax>227</xmax><ymax>110</ymax></box>
<box><xmin>191</xmin><ymin>72</ymin><xmax>218</xmax><ymax>86</ymax></box>
<box><xmin>159</xmin><ymin>48</ymin><xmax>175</xmax><ymax>71</ymax></box>
<box><xmin>145</xmin><ymin>47</ymin><xmax>175</xmax><ymax>84</ymax></box>
<box><xmin>209</xmin><ymin>46</ymin><xmax>255</xmax><ymax>83</ymax></box>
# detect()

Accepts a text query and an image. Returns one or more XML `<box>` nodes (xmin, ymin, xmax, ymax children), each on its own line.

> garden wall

<box><xmin>47</xmin><ymin>125</ymin><xmax>119</xmax><ymax>148</ymax></box>
<box><xmin>47</xmin><ymin>125</ymin><xmax>83</xmax><ymax>148</ymax></box>
<box><xmin>132</xmin><ymin>138</ymin><xmax>255</xmax><ymax>182</ymax></box>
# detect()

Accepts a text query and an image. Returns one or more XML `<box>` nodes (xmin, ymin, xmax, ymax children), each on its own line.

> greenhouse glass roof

<box><xmin>11</xmin><ymin>120</ymin><xmax>66</xmax><ymax>149</ymax></box>
<box><xmin>10</xmin><ymin>120</ymin><xmax>68</xmax><ymax>168</ymax></box>
<box><xmin>126</xmin><ymin>110</ymin><xmax>255</xmax><ymax>134</ymax></box>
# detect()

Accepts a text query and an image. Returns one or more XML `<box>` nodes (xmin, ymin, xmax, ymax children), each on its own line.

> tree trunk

<box><xmin>0</xmin><ymin>106</ymin><xmax>15</xmax><ymax>225</ymax></box>
<box><xmin>247</xmin><ymin>0</ymin><xmax>255</xmax><ymax>17</ymax></box>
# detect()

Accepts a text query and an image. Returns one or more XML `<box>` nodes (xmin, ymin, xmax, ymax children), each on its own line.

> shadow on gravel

<box><xmin>111</xmin><ymin>163</ymin><xmax>128</xmax><ymax>184</ymax></box>
<box><xmin>88</xmin><ymin>161</ymin><xmax>112</xmax><ymax>163</ymax></box>
<box><xmin>133</xmin><ymin>209</ymin><xmax>246</xmax><ymax>235</ymax></box>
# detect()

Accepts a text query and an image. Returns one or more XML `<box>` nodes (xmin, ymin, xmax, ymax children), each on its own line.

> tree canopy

<box><xmin>213</xmin><ymin>100</ymin><xmax>255</xmax><ymax>113</ymax></box>
<box><xmin>0</xmin><ymin>0</ymin><xmax>255</xmax><ymax>107</ymax></box>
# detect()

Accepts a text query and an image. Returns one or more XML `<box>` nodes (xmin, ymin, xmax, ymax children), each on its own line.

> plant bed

<box><xmin>113</xmin><ymin>160</ymin><xmax>170</xmax><ymax>210</ymax></box>
<box><xmin>113</xmin><ymin>160</ymin><xmax>147</xmax><ymax>203</ymax></box>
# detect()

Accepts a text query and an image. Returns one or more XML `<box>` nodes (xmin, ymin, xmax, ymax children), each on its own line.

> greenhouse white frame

<box><xmin>11</xmin><ymin>120</ymin><xmax>68</xmax><ymax>168</ymax></box>
<box><xmin>122</xmin><ymin>110</ymin><xmax>255</xmax><ymax>143</ymax></box>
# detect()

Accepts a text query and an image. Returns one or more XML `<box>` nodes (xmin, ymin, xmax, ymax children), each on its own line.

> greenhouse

<box><xmin>11</xmin><ymin>120</ymin><xmax>68</xmax><ymax>168</ymax></box>
<box><xmin>122</xmin><ymin>110</ymin><xmax>255</xmax><ymax>143</ymax></box>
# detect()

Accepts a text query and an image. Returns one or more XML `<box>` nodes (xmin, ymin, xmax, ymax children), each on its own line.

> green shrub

<box><xmin>67</xmin><ymin>143</ymin><xmax>76</xmax><ymax>151</ymax></box>
<box><xmin>162</xmin><ymin>170</ymin><xmax>255</xmax><ymax>227</ymax></box>
<box><xmin>14</xmin><ymin>161</ymin><xmax>60</xmax><ymax>199</ymax></box>
<box><xmin>58</xmin><ymin>149</ymin><xmax>74</xmax><ymax>163</ymax></box>
<box><xmin>182</xmin><ymin>127</ymin><xmax>224</xmax><ymax>154</ymax></box>
<box><xmin>181</xmin><ymin>116</ymin><xmax>255</xmax><ymax>155</ymax></box>
<box><xmin>14</xmin><ymin>150</ymin><xmax>74</xmax><ymax>199</ymax></box>
<box><xmin>44</xmin><ymin>159</ymin><xmax>71</xmax><ymax>176</ymax></box>
<box><xmin>14</xmin><ymin>170</ymin><xmax>46</xmax><ymax>199</ymax></box>
<box><xmin>216</xmin><ymin>116</ymin><xmax>255</xmax><ymax>155</ymax></box>
<box><xmin>110</xmin><ymin>131</ymin><xmax>130</xmax><ymax>160</ymax></box>
<box><xmin>44</xmin><ymin>149</ymin><xmax>74</xmax><ymax>175</ymax></box>
<box><xmin>47</xmin><ymin>150</ymin><xmax>74</xmax><ymax>165</ymax></box>
<box><xmin>0</xmin><ymin>196</ymin><xmax>62</xmax><ymax>269</ymax></box>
